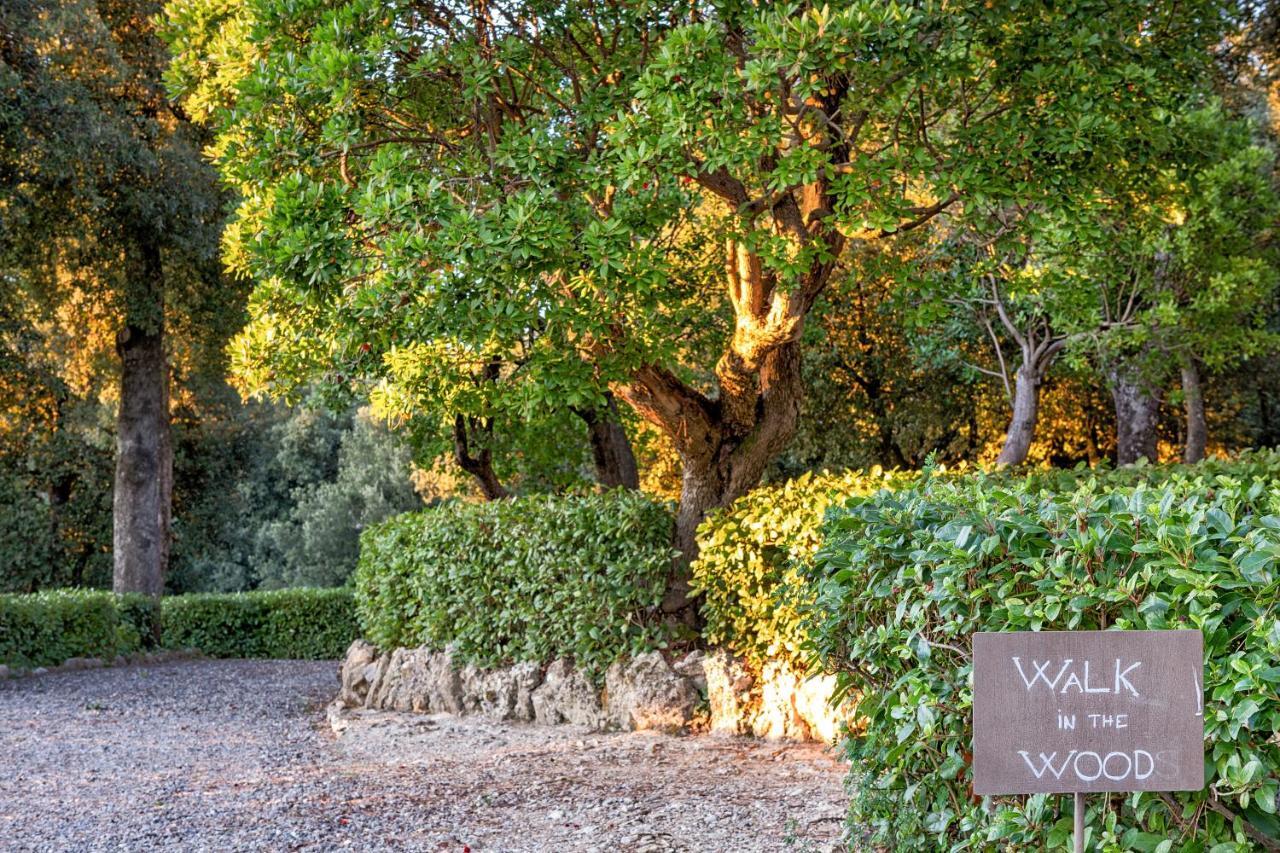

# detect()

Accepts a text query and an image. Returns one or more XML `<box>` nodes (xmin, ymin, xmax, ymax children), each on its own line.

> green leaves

<box><xmin>0</xmin><ymin>588</ymin><xmax>355</xmax><ymax>666</ymax></box>
<box><xmin>690</xmin><ymin>468</ymin><xmax>912</xmax><ymax>673</ymax></box>
<box><xmin>806</xmin><ymin>452</ymin><xmax>1280</xmax><ymax>849</ymax></box>
<box><xmin>159</xmin><ymin>588</ymin><xmax>359</xmax><ymax>659</ymax></box>
<box><xmin>0</xmin><ymin>590</ymin><xmax>141</xmax><ymax>669</ymax></box>
<box><xmin>354</xmin><ymin>491</ymin><xmax>679</xmax><ymax>681</ymax></box>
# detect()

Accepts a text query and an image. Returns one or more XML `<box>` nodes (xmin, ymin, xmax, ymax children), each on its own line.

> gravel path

<box><xmin>0</xmin><ymin>660</ymin><xmax>849</xmax><ymax>852</ymax></box>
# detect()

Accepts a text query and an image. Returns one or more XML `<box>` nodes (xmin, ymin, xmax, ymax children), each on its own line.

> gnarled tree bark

<box><xmin>980</xmin><ymin>268</ymin><xmax>1067</xmax><ymax>467</ymax></box>
<box><xmin>113</xmin><ymin>238</ymin><xmax>171</xmax><ymax>600</ymax></box>
<box><xmin>573</xmin><ymin>392</ymin><xmax>639</xmax><ymax>490</ymax></box>
<box><xmin>996</xmin><ymin>365</ymin><xmax>1042</xmax><ymax>467</ymax></box>
<box><xmin>453</xmin><ymin>413</ymin><xmax>509</xmax><ymax>500</ymax></box>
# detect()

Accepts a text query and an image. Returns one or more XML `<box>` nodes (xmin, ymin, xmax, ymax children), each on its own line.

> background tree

<box><xmin>1069</xmin><ymin>107</ymin><xmax>1280</xmax><ymax>463</ymax></box>
<box><xmin>0</xmin><ymin>0</ymin><xmax>233</xmax><ymax>596</ymax></box>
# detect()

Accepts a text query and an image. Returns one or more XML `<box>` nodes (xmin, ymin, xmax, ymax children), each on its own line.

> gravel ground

<box><xmin>0</xmin><ymin>659</ymin><xmax>849</xmax><ymax>852</ymax></box>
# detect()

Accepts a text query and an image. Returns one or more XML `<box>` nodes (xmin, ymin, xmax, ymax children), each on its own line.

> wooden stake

<box><xmin>1074</xmin><ymin>791</ymin><xmax>1085</xmax><ymax>853</ymax></box>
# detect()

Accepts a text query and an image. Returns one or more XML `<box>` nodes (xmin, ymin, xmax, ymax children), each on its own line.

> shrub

<box><xmin>355</xmin><ymin>490</ymin><xmax>678</xmax><ymax>678</ymax></box>
<box><xmin>115</xmin><ymin>592</ymin><xmax>162</xmax><ymax>649</ymax></box>
<box><xmin>0</xmin><ymin>588</ymin><xmax>355</xmax><ymax>667</ymax></box>
<box><xmin>160</xmin><ymin>588</ymin><xmax>357</xmax><ymax>659</ymax></box>
<box><xmin>806</xmin><ymin>462</ymin><xmax>1280</xmax><ymax>850</ymax></box>
<box><xmin>692</xmin><ymin>452</ymin><xmax>1280</xmax><ymax>673</ymax></box>
<box><xmin>691</xmin><ymin>468</ymin><xmax>910</xmax><ymax>670</ymax></box>
<box><xmin>0</xmin><ymin>589</ymin><xmax>144</xmax><ymax>668</ymax></box>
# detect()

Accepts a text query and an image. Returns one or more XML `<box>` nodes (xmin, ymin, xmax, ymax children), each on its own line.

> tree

<box><xmin>1</xmin><ymin>0</ymin><xmax>230</xmax><ymax>595</ymax></box>
<box><xmin>1072</xmin><ymin>107</ymin><xmax>1279</xmax><ymax>463</ymax></box>
<box><xmin>166</xmin><ymin>0</ymin><xmax>1228</xmax><ymax>611</ymax></box>
<box><xmin>909</xmin><ymin>101</ymin><xmax>1279</xmax><ymax>467</ymax></box>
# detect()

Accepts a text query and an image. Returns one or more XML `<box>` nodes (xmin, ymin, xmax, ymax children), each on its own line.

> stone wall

<box><xmin>334</xmin><ymin>640</ymin><xmax>849</xmax><ymax>742</ymax></box>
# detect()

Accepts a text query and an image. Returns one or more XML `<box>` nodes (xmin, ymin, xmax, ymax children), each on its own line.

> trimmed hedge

<box><xmin>355</xmin><ymin>490</ymin><xmax>678</xmax><ymax>678</ymax></box>
<box><xmin>806</xmin><ymin>461</ymin><xmax>1280</xmax><ymax>850</ymax></box>
<box><xmin>691</xmin><ymin>468</ymin><xmax>909</xmax><ymax>670</ymax></box>
<box><xmin>160</xmin><ymin>587</ymin><xmax>357</xmax><ymax>659</ymax></box>
<box><xmin>692</xmin><ymin>452</ymin><xmax>1280</xmax><ymax>675</ymax></box>
<box><xmin>0</xmin><ymin>589</ymin><xmax>153</xmax><ymax>668</ymax></box>
<box><xmin>0</xmin><ymin>587</ymin><xmax>356</xmax><ymax>668</ymax></box>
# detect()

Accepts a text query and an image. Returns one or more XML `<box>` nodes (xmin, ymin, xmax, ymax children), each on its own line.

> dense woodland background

<box><xmin>0</xmin><ymin>0</ymin><xmax>1278</xmax><ymax>597</ymax></box>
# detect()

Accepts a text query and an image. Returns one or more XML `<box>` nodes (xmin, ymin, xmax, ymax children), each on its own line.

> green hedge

<box><xmin>355</xmin><ymin>490</ymin><xmax>678</xmax><ymax>678</ymax></box>
<box><xmin>160</xmin><ymin>588</ymin><xmax>357</xmax><ymax>659</ymax></box>
<box><xmin>0</xmin><ymin>589</ymin><xmax>152</xmax><ymax>668</ymax></box>
<box><xmin>0</xmin><ymin>587</ymin><xmax>355</xmax><ymax>668</ymax></box>
<box><xmin>691</xmin><ymin>468</ymin><xmax>909</xmax><ymax>670</ymax></box>
<box><xmin>806</xmin><ymin>461</ymin><xmax>1280</xmax><ymax>850</ymax></box>
<box><xmin>692</xmin><ymin>452</ymin><xmax>1280</xmax><ymax>674</ymax></box>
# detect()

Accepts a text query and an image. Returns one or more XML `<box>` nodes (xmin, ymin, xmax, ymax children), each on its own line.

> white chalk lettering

<box><xmin>1084</xmin><ymin>660</ymin><xmax>1109</xmax><ymax>693</ymax></box>
<box><xmin>1102</xmin><ymin>752</ymin><xmax>1132</xmax><ymax>780</ymax></box>
<box><xmin>1016</xmin><ymin>748</ymin><xmax>1159</xmax><ymax>783</ymax></box>
<box><xmin>1114</xmin><ymin>659</ymin><xmax>1141</xmax><ymax>697</ymax></box>
<box><xmin>1012</xmin><ymin>657</ymin><xmax>1073</xmax><ymax>691</ymax></box>
<box><xmin>1073</xmin><ymin>751</ymin><xmax>1104</xmax><ymax>781</ymax></box>
<box><xmin>1010</xmin><ymin>657</ymin><xmax>1142</xmax><ymax>695</ymax></box>
<box><xmin>1019</xmin><ymin>750</ymin><xmax>1076</xmax><ymax>780</ymax></box>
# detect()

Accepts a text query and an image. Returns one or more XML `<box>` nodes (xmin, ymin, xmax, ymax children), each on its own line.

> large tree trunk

<box><xmin>574</xmin><ymin>392</ymin><xmax>639</xmax><ymax>490</ymax></box>
<box><xmin>112</xmin><ymin>240</ymin><xmax>171</xmax><ymax>598</ymax></box>
<box><xmin>996</xmin><ymin>365</ymin><xmax>1041</xmax><ymax>466</ymax></box>
<box><xmin>1108</xmin><ymin>363</ymin><xmax>1162</xmax><ymax>465</ymax></box>
<box><xmin>1181</xmin><ymin>357</ymin><xmax>1207</xmax><ymax>463</ymax></box>
<box><xmin>619</xmin><ymin>339</ymin><xmax>805</xmax><ymax>616</ymax></box>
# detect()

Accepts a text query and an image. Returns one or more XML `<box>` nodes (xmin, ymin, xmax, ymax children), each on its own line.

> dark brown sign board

<box><xmin>973</xmin><ymin>630</ymin><xmax>1204</xmax><ymax>795</ymax></box>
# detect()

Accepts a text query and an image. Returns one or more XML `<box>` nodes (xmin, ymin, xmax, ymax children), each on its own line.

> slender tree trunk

<box><xmin>574</xmin><ymin>392</ymin><xmax>639</xmax><ymax>490</ymax></box>
<box><xmin>1181</xmin><ymin>357</ymin><xmax>1207</xmax><ymax>463</ymax></box>
<box><xmin>1108</xmin><ymin>362</ymin><xmax>1162</xmax><ymax>465</ymax></box>
<box><xmin>113</xmin><ymin>239</ymin><xmax>171</xmax><ymax>598</ymax></box>
<box><xmin>452</xmin><ymin>414</ymin><xmax>508</xmax><ymax>500</ymax></box>
<box><xmin>996</xmin><ymin>364</ymin><xmax>1041</xmax><ymax>466</ymax></box>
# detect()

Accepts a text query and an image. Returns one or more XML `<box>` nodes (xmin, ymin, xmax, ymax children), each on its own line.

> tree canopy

<box><xmin>162</xmin><ymin>0</ymin><xmax>1257</xmax><ymax>609</ymax></box>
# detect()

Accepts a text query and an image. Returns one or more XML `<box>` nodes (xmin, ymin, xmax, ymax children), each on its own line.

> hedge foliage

<box><xmin>692</xmin><ymin>452</ymin><xmax>1280</xmax><ymax>674</ymax></box>
<box><xmin>691</xmin><ymin>468</ymin><xmax>909</xmax><ymax>670</ymax></box>
<box><xmin>806</xmin><ymin>458</ymin><xmax>1280</xmax><ymax>851</ymax></box>
<box><xmin>0</xmin><ymin>587</ymin><xmax>355</xmax><ymax>667</ymax></box>
<box><xmin>160</xmin><ymin>587</ymin><xmax>358</xmax><ymax>659</ymax></box>
<box><xmin>0</xmin><ymin>589</ymin><xmax>156</xmax><ymax>668</ymax></box>
<box><xmin>355</xmin><ymin>490</ymin><xmax>678</xmax><ymax>678</ymax></box>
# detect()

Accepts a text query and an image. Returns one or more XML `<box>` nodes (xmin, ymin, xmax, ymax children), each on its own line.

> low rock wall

<box><xmin>334</xmin><ymin>640</ymin><xmax>849</xmax><ymax>742</ymax></box>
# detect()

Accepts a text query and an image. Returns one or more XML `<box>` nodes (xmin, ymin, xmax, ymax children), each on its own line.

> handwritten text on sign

<box><xmin>972</xmin><ymin>630</ymin><xmax>1204</xmax><ymax>795</ymax></box>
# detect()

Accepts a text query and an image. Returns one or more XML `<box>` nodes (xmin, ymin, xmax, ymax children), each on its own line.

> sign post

<box><xmin>973</xmin><ymin>630</ymin><xmax>1204</xmax><ymax>852</ymax></box>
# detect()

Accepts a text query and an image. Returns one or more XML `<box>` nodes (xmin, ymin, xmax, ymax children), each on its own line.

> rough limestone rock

<box><xmin>365</xmin><ymin>647</ymin><xmax>407</xmax><ymax>709</ymax></box>
<box><xmin>0</xmin><ymin>665</ymin><xmax>9</xmax><ymax>679</ymax></box>
<box><xmin>361</xmin><ymin>654</ymin><xmax>392</xmax><ymax>708</ymax></box>
<box><xmin>461</xmin><ymin>662</ymin><xmax>542</xmax><ymax>722</ymax></box>
<box><xmin>370</xmin><ymin>648</ymin><xmax>465</xmax><ymax>714</ymax></box>
<box><xmin>604</xmin><ymin>652</ymin><xmax>700</xmax><ymax>732</ymax></box>
<box><xmin>793</xmin><ymin>672</ymin><xmax>844</xmax><ymax>744</ymax></box>
<box><xmin>672</xmin><ymin>650</ymin><xmax>708</xmax><ymax>694</ymax></box>
<box><xmin>704</xmin><ymin>650</ymin><xmax>755</xmax><ymax>737</ymax></box>
<box><xmin>338</xmin><ymin>640</ymin><xmax>379</xmax><ymax>706</ymax></box>
<box><xmin>531</xmin><ymin>659</ymin><xmax>605</xmax><ymax>728</ymax></box>
<box><xmin>336</xmin><ymin>640</ymin><xmax>841</xmax><ymax>742</ymax></box>
<box><xmin>751</xmin><ymin>660</ymin><xmax>809</xmax><ymax>740</ymax></box>
<box><xmin>327</xmin><ymin>698</ymin><xmax>354</xmax><ymax>735</ymax></box>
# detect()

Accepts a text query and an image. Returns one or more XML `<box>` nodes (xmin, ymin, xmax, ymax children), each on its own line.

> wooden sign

<box><xmin>973</xmin><ymin>630</ymin><xmax>1204</xmax><ymax>795</ymax></box>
